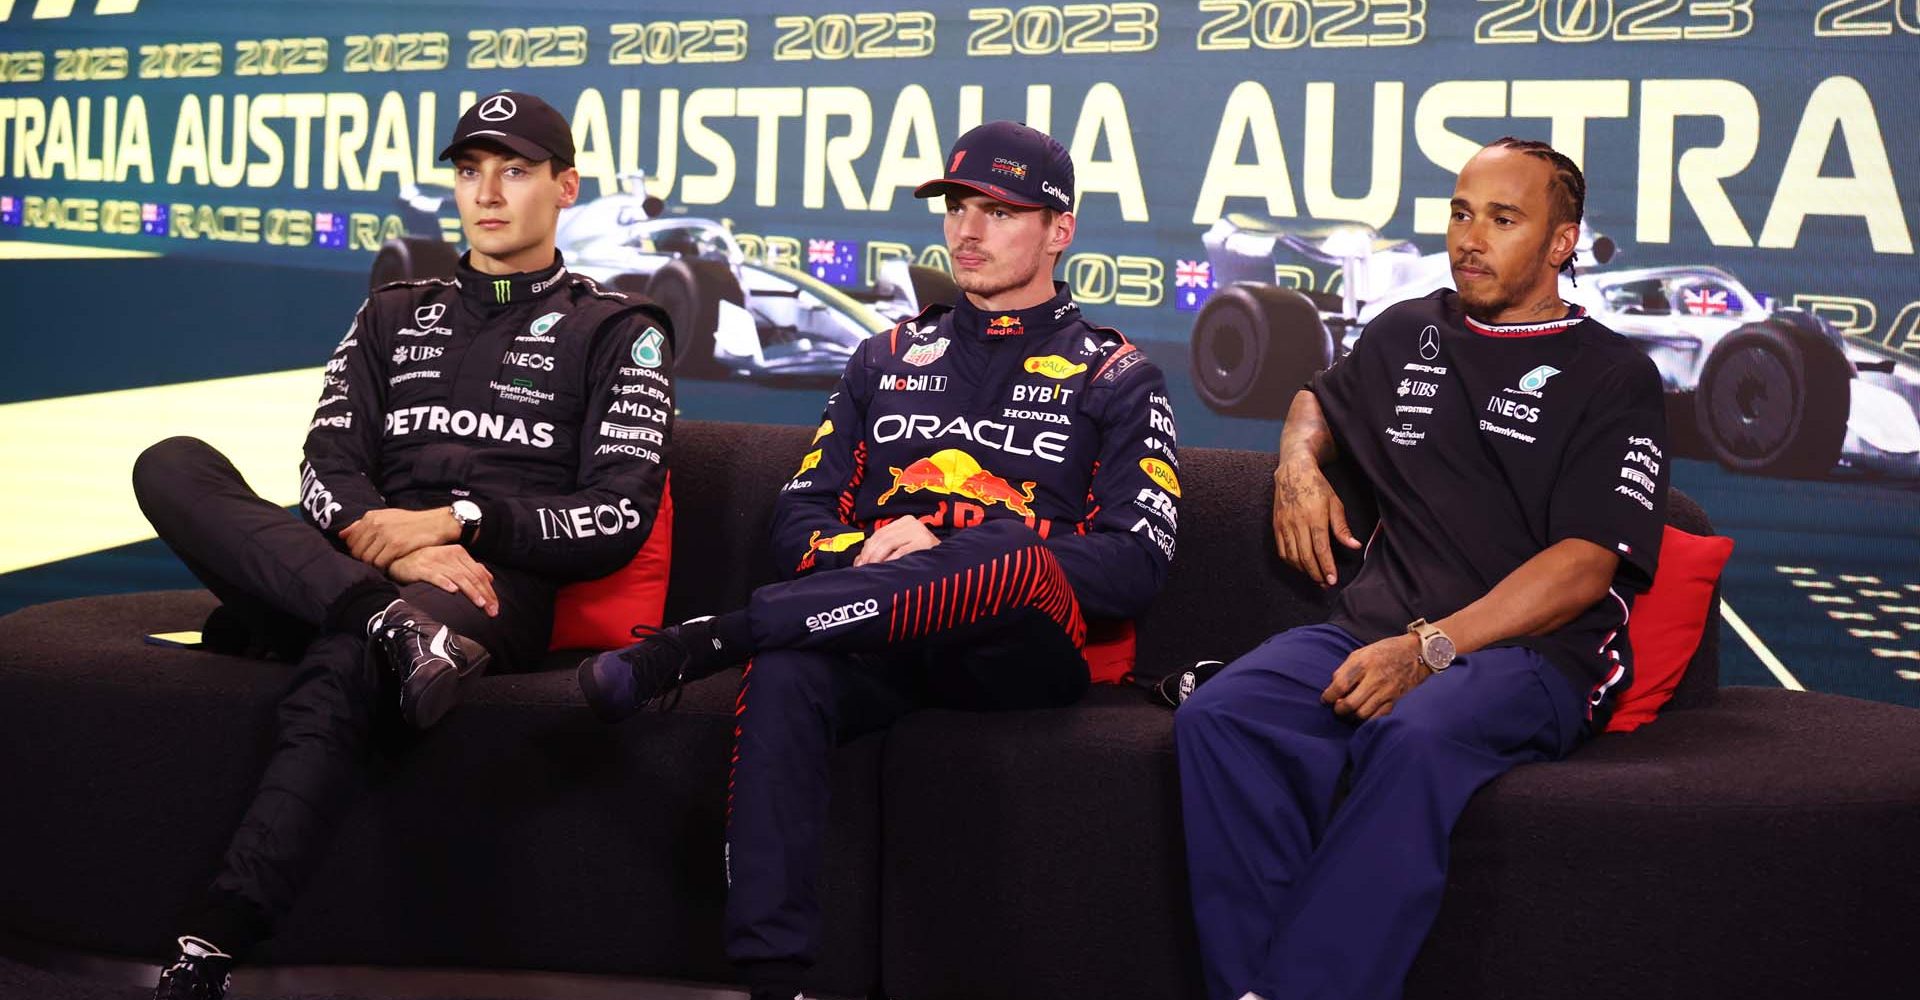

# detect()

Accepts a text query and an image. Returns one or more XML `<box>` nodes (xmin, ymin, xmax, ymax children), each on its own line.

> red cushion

<box><xmin>1604</xmin><ymin>525</ymin><xmax>1734</xmax><ymax>733</ymax></box>
<box><xmin>1084</xmin><ymin>619</ymin><xmax>1136</xmax><ymax>685</ymax></box>
<box><xmin>547</xmin><ymin>481</ymin><xmax>674</xmax><ymax>651</ymax></box>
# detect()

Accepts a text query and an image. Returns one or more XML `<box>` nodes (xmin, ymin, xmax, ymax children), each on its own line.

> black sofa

<box><xmin>3</xmin><ymin>419</ymin><xmax>1917</xmax><ymax>999</ymax></box>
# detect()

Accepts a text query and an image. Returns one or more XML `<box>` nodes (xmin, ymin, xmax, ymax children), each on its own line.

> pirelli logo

<box><xmin>0</xmin><ymin>0</ymin><xmax>140</xmax><ymax>20</ymax></box>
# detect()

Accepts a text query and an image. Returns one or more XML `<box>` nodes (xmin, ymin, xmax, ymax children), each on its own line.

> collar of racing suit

<box><xmin>455</xmin><ymin>250</ymin><xmax>569</xmax><ymax>311</ymax></box>
<box><xmin>950</xmin><ymin>280</ymin><xmax>1080</xmax><ymax>341</ymax></box>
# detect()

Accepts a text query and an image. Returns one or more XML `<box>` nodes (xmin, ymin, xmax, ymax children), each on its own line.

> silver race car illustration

<box><xmin>369</xmin><ymin>174</ymin><xmax>958</xmax><ymax>381</ymax></box>
<box><xmin>1187</xmin><ymin>215</ymin><xmax>1920</xmax><ymax>478</ymax></box>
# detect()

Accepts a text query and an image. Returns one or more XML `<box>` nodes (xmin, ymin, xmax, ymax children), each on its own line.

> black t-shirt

<box><xmin>1311</xmin><ymin>289</ymin><xmax>1670</xmax><ymax>728</ymax></box>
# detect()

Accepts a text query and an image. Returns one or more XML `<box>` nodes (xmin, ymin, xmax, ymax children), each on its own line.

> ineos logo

<box><xmin>1418</xmin><ymin>326</ymin><xmax>1440</xmax><ymax>361</ymax></box>
<box><xmin>415</xmin><ymin>303</ymin><xmax>446</xmax><ymax>327</ymax></box>
<box><xmin>478</xmin><ymin>95</ymin><xmax>517</xmax><ymax>122</ymax></box>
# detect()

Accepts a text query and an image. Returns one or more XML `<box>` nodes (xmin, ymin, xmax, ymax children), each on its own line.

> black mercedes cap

<box><xmin>914</xmin><ymin>120</ymin><xmax>1074</xmax><ymax>213</ymax></box>
<box><xmin>438</xmin><ymin>91</ymin><xmax>574</xmax><ymax>166</ymax></box>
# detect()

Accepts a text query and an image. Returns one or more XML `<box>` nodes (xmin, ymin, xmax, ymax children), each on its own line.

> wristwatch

<box><xmin>451</xmin><ymin>499</ymin><xmax>483</xmax><ymax>545</ymax></box>
<box><xmin>1407</xmin><ymin>618</ymin><xmax>1456</xmax><ymax>673</ymax></box>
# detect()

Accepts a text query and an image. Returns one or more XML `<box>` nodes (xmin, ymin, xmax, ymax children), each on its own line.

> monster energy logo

<box><xmin>493</xmin><ymin>279</ymin><xmax>512</xmax><ymax>303</ymax></box>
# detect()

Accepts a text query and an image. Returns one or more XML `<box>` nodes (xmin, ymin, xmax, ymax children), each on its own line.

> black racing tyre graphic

<box><xmin>368</xmin><ymin>236</ymin><xmax>459</xmax><ymax>291</ymax></box>
<box><xmin>1190</xmin><ymin>283</ymin><xmax>1334</xmax><ymax>418</ymax></box>
<box><xmin>1693</xmin><ymin>319</ymin><xmax>1850</xmax><ymax>478</ymax></box>
<box><xmin>639</xmin><ymin>259</ymin><xmax>745</xmax><ymax>379</ymax></box>
<box><xmin>906</xmin><ymin>264</ymin><xmax>962</xmax><ymax>311</ymax></box>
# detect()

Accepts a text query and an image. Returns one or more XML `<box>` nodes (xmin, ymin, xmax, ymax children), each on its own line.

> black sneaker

<box><xmin>153</xmin><ymin>936</ymin><xmax>232</xmax><ymax>1000</ymax></box>
<box><xmin>577</xmin><ymin>618</ymin><xmax>719</xmax><ymax>723</ymax></box>
<box><xmin>368</xmin><ymin>599</ymin><xmax>489</xmax><ymax>729</ymax></box>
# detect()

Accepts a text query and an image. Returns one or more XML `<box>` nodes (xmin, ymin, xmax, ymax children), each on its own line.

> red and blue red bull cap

<box><xmin>914</xmin><ymin>121</ymin><xmax>1074</xmax><ymax>214</ymax></box>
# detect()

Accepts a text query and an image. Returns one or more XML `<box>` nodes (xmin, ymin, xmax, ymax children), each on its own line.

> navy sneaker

<box><xmin>369</xmin><ymin>599</ymin><xmax>489</xmax><ymax>729</ymax></box>
<box><xmin>578</xmin><ymin>618</ymin><xmax>720</xmax><ymax>722</ymax></box>
<box><xmin>153</xmin><ymin>936</ymin><xmax>232</xmax><ymax>1000</ymax></box>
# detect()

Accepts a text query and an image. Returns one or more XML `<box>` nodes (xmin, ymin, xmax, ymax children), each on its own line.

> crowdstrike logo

<box><xmin>806</xmin><ymin>598</ymin><xmax>880</xmax><ymax>633</ymax></box>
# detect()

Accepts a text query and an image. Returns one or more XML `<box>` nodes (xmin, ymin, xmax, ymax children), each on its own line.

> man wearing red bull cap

<box><xmin>579</xmin><ymin>121</ymin><xmax>1180</xmax><ymax>1000</ymax></box>
<box><xmin>138</xmin><ymin>91</ymin><xmax>674</xmax><ymax>999</ymax></box>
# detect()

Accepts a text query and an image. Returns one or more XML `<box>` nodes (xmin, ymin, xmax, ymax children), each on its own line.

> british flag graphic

<box><xmin>1681</xmin><ymin>286</ymin><xmax>1731</xmax><ymax>316</ymax></box>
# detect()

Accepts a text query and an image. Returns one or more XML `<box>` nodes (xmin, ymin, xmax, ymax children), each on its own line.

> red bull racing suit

<box><xmin>724</xmin><ymin>282</ymin><xmax>1179</xmax><ymax>990</ymax></box>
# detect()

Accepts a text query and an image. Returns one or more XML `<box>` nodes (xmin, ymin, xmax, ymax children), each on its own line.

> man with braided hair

<box><xmin>579</xmin><ymin>121</ymin><xmax>1178</xmax><ymax>1000</ymax></box>
<box><xmin>1176</xmin><ymin>138</ymin><xmax>1669</xmax><ymax>1000</ymax></box>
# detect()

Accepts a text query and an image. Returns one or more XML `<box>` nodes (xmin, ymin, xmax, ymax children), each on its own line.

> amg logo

<box><xmin>879</xmin><ymin>373</ymin><xmax>948</xmax><ymax>392</ymax></box>
<box><xmin>806</xmin><ymin>598</ymin><xmax>880</xmax><ymax>633</ymax></box>
<box><xmin>536</xmin><ymin>497</ymin><xmax>643</xmax><ymax>541</ymax></box>
<box><xmin>600</xmin><ymin>421</ymin><xmax>664</xmax><ymax>445</ymax></box>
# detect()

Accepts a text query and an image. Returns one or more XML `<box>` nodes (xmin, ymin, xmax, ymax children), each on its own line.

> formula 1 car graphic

<box><xmin>1186</xmin><ymin>215</ymin><xmax>1920</xmax><ymax>479</ymax></box>
<box><xmin>368</xmin><ymin>173</ymin><xmax>959</xmax><ymax>381</ymax></box>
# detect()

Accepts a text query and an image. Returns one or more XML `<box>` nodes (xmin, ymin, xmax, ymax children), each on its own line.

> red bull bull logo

<box><xmin>987</xmin><ymin>315</ymin><xmax>1024</xmax><ymax>337</ymax></box>
<box><xmin>877</xmin><ymin>448</ymin><xmax>1037</xmax><ymax>517</ymax></box>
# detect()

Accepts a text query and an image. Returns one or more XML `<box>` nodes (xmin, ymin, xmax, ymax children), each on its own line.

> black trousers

<box><xmin>131</xmin><ymin>436</ymin><xmax>555</xmax><ymax>953</ymax></box>
<box><xmin>723</xmin><ymin>520</ymin><xmax>1091</xmax><ymax>982</ymax></box>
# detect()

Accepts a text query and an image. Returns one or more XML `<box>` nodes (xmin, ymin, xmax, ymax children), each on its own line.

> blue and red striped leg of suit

<box><xmin>723</xmin><ymin>519</ymin><xmax>1090</xmax><ymax>983</ymax></box>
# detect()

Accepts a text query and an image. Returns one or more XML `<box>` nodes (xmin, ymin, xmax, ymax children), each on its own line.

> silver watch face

<box><xmin>452</xmin><ymin>500</ymin><xmax>481</xmax><ymax>524</ymax></box>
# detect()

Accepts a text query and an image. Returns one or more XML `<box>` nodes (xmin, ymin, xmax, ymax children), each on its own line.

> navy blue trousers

<box><xmin>724</xmin><ymin>520</ymin><xmax>1090</xmax><ymax>978</ymax></box>
<box><xmin>1176</xmin><ymin>623</ymin><xmax>1587</xmax><ymax>1000</ymax></box>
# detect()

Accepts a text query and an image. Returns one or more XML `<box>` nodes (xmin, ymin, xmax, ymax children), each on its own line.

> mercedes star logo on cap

<box><xmin>478</xmin><ymin>95</ymin><xmax>517</xmax><ymax>122</ymax></box>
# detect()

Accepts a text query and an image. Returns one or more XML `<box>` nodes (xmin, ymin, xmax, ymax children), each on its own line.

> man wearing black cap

<box><xmin>577</xmin><ymin>121</ymin><xmax>1178</xmax><ymax>1000</ymax></box>
<box><xmin>139</xmin><ymin>91</ymin><xmax>673</xmax><ymax>999</ymax></box>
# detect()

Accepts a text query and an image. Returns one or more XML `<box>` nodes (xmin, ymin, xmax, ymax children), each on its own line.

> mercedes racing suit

<box><xmin>723</xmin><ymin>282</ymin><xmax>1179</xmax><ymax>989</ymax></box>
<box><xmin>130</xmin><ymin>250</ymin><xmax>673</xmax><ymax>954</ymax></box>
